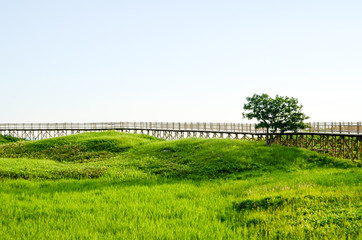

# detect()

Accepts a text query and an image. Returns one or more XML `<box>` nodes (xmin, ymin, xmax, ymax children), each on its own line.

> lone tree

<box><xmin>243</xmin><ymin>93</ymin><xmax>309</xmax><ymax>146</ymax></box>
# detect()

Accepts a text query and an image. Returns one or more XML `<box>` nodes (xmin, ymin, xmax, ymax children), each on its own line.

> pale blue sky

<box><xmin>1</xmin><ymin>0</ymin><xmax>361</xmax><ymax>123</ymax></box>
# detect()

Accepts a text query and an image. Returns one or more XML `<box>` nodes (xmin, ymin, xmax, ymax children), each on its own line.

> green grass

<box><xmin>0</xmin><ymin>134</ymin><xmax>23</xmax><ymax>145</ymax></box>
<box><xmin>0</xmin><ymin>131</ymin><xmax>360</xmax><ymax>239</ymax></box>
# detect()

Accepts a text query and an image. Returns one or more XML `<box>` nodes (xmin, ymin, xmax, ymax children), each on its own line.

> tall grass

<box><xmin>0</xmin><ymin>170</ymin><xmax>360</xmax><ymax>239</ymax></box>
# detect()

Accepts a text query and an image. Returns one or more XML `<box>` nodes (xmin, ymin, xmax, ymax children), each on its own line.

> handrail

<box><xmin>0</xmin><ymin>121</ymin><xmax>361</xmax><ymax>134</ymax></box>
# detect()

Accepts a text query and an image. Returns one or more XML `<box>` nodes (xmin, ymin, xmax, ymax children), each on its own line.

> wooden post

<box><xmin>331</xmin><ymin>122</ymin><xmax>334</xmax><ymax>133</ymax></box>
<box><xmin>317</xmin><ymin>122</ymin><xmax>319</xmax><ymax>132</ymax></box>
<box><xmin>348</xmin><ymin>122</ymin><xmax>350</xmax><ymax>134</ymax></box>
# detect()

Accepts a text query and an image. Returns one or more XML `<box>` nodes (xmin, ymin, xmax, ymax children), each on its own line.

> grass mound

<box><xmin>0</xmin><ymin>135</ymin><xmax>23</xmax><ymax>145</ymax></box>
<box><xmin>0</xmin><ymin>131</ymin><xmax>357</xmax><ymax>180</ymax></box>
<box><xmin>126</xmin><ymin>138</ymin><xmax>356</xmax><ymax>179</ymax></box>
<box><xmin>0</xmin><ymin>131</ymin><xmax>162</xmax><ymax>162</ymax></box>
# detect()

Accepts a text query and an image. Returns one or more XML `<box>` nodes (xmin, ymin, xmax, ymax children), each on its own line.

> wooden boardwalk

<box><xmin>1</xmin><ymin>122</ymin><xmax>361</xmax><ymax>163</ymax></box>
<box><xmin>1</xmin><ymin>121</ymin><xmax>361</xmax><ymax>133</ymax></box>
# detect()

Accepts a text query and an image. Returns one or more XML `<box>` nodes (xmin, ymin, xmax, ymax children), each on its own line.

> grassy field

<box><xmin>0</xmin><ymin>132</ymin><xmax>361</xmax><ymax>239</ymax></box>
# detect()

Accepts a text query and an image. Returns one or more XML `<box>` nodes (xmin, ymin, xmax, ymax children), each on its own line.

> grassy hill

<box><xmin>0</xmin><ymin>131</ymin><xmax>355</xmax><ymax>180</ymax></box>
<box><xmin>0</xmin><ymin>134</ymin><xmax>23</xmax><ymax>145</ymax></box>
<box><xmin>0</xmin><ymin>131</ymin><xmax>161</xmax><ymax>162</ymax></box>
<box><xmin>0</xmin><ymin>131</ymin><xmax>360</xmax><ymax>239</ymax></box>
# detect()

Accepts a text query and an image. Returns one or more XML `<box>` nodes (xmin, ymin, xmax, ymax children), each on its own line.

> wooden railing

<box><xmin>0</xmin><ymin>122</ymin><xmax>360</xmax><ymax>134</ymax></box>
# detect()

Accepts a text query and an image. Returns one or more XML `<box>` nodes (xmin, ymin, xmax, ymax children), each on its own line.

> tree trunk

<box><xmin>266</xmin><ymin>127</ymin><xmax>274</xmax><ymax>146</ymax></box>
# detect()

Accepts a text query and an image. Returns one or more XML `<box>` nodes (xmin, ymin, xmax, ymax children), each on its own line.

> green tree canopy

<box><xmin>243</xmin><ymin>93</ymin><xmax>309</xmax><ymax>145</ymax></box>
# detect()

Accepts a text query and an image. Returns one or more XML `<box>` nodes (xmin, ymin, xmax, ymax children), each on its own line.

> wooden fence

<box><xmin>0</xmin><ymin>122</ymin><xmax>360</xmax><ymax>134</ymax></box>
